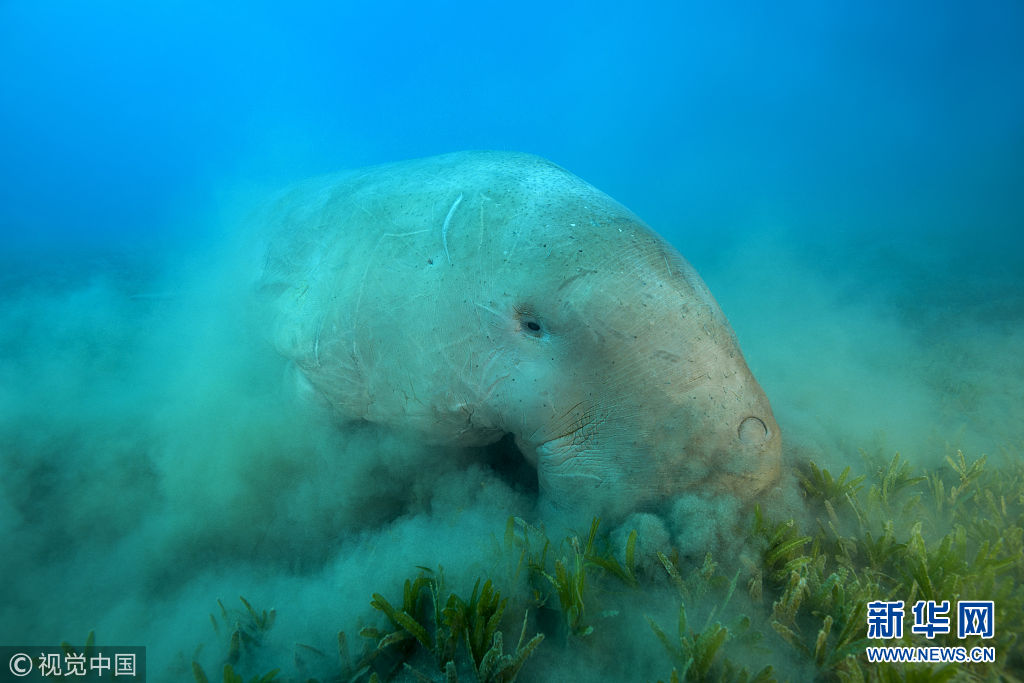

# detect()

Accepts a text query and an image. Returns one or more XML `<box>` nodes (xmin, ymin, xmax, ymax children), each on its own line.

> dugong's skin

<box><xmin>258</xmin><ymin>151</ymin><xmax>780</xmax><ymax>519</ymax></box>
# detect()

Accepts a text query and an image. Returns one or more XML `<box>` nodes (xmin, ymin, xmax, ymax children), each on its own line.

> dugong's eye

<box><xmin>521</xmin><ymin>318</ymin><xmax>544</xmax><ymax>337</ymax></box>
<box><xmin>514</xmin><ymin>305</ymin><xmax>545</xmax><ymax>338</ymax></box>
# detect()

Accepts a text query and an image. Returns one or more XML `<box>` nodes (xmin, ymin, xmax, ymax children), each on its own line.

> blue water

<box><xmin>1</xmin><ymin>2</ymin><xmax>1021</xmax><ymax>681</ymax></box>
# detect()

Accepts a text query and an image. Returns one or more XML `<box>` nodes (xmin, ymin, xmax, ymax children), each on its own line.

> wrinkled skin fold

<box><xmin>257</xmin><ymin>151</ymin><xmax>781</xmax><ymax>521</ymax></box>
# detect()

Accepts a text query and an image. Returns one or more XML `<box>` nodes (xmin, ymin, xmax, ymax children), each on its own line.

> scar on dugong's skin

<box><xmin>257</xmin><ymin>151</ymin><xmax>781</xmax><ymax>519</ymax></box>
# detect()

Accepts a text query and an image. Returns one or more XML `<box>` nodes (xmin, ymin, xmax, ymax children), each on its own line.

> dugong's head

<box><xmin>259</xmin><ymin>151</ymin><xmax>780</xmax><ymax>524</ymax></box>
<box><xmin>468</xmin><ymin>156</ymin><xmax>782</xmax><ymax>520</ymax></box>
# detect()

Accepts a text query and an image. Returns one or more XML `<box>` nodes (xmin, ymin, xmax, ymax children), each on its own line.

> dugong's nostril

<box><xmin>738</xmin><ymin>416</ymin><xmax>768</xmax><ymax>445</ymax></box>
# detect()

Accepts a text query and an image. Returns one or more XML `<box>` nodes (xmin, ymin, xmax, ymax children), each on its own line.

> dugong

<box><xmin>257</xmin><ymin>151</ymin><xmax>780</xmax><ymax>519</ymax></box>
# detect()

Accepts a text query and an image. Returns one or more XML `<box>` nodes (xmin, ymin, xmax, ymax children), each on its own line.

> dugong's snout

<box><xmin>527</xmin><ymin>376</ymin><xmax>783</xmax><ymax>523</ymax></box>
<box><xmin>624</xmin><ymin>409</ymin><xmax>781</xmax><ymax>526</ymax></box>
<box><xmin>679</xmin><ymin>363</ymin><xmax>783</xmax><ymax>501</ymax></box>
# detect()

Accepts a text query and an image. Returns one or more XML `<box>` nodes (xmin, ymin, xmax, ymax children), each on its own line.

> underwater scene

<box><xmin>1</xmin><ymin>2</ymin><xmax>1022</xmax><ymax>681</ymax></box>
